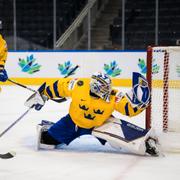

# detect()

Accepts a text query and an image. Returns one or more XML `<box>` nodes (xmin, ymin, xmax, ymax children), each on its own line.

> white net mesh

<box><xmin>148</xmin><ymin>46</ymin><xmax>180</xmax><ymax>153</ymax></box>
<box><xmin>150</xmin><ymin>46</ymin><xmax>180</xmax><ymax>133</ymax></box>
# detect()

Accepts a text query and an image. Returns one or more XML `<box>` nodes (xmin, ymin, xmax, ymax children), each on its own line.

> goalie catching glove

<box><xmin>25</xmin><ymin>82</ymin><xmax>48</xmax><ymax>110</ymax></box>
<box><xmin>125</xmin><ymin>72</ymin><xmax>150</xmax><ymax>108</ymax></box>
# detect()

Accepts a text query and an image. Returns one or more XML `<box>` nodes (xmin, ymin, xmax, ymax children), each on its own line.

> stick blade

<box><xmin>0</xmin><ymin>151</ymin><xmax>16</xmax><ymax>159</ymax></box>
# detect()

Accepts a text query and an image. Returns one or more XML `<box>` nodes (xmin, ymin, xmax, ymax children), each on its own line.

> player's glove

<box><xmin>125</xmin><ymin>72</ymin><xmax>150</xmax><ymax>108</ymax></box>
<box><xmin>24</xmin><ymin>83</ymin><xmax>48</xmax><ymax>110</ymax></box>
<box><xmin>0</xmin><ymin>69</ymin><xmax>8</xmax><ymax>82</ymax></box>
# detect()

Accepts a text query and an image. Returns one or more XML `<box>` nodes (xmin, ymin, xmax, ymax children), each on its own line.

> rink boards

<box><xmin>0</xmin><ymin>50</ymin><xmax>146</xmax><ymax>87</ymax></box>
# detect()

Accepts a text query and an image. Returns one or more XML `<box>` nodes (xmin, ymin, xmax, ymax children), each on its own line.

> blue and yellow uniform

<box><xmin>44</xmin><ymin>78</ymin><xmax>143</xmax><ymax>129</ymax></box>
<box><xmin>41</xmin><ymin>78</ymin><xmax>145</xmax><ymax>145</ymax></box>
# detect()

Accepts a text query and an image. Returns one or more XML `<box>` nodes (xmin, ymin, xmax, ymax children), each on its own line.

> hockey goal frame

<box><xmin>146</xmin><ymin>46</ymin><xmax>180</xmax><ymax>132</ymax></box>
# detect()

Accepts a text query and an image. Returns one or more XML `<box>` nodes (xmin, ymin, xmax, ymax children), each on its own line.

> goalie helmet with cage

<box><xmin>90</xmin><ymin>72</ymin><xmax>112</xmax><ymax>102</ymax></box>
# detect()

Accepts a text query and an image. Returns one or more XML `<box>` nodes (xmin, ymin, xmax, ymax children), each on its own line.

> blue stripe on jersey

<box><xmin>46</xmin><ymin>86</ymin><xmax>53</xmax><ymax>98</ymax></box>
<box><xmin>125</xmin><ymin>103</ymin><xmax>129</xmax><ymax>116</ymax></box>
<box><xmin>53</xmin><ymin>81</ymin><xmax>61</xmax><ymax>98</ymax></box>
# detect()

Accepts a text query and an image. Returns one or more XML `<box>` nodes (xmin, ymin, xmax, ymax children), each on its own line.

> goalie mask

<box><xmin>90</xmin><ymin>72</ymin><xmax>112</xmax><ymax>102</ymax></box>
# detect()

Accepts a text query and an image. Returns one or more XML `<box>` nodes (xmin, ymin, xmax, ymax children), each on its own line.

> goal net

<box><xmin>146</xmin><ymin>46</ymin><xmax>180</xmax><ymax>152</ymax></box>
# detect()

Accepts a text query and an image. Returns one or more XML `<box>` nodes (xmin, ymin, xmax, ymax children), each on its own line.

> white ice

<box><xmin>0</xmin><ymin>86</ymin><xmax>180</xmax><ymax>180</ymax></box>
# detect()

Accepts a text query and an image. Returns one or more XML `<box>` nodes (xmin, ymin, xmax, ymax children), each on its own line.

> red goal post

<box><xmin>146</xmin><ymin>46</ymin><xmax>180</xmax><ymax>133</ymax></box>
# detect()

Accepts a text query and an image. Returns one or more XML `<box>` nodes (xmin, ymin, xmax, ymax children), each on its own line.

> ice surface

<box><xmin>0</xmin><ymin>86</ymin><xmax>180</xmax><ymax>180</ymax></box>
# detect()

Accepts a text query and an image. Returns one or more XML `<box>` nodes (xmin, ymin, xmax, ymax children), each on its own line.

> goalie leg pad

<box><xmin>92</xmin><ymin>117</ymin><xmax>161</xmax><ymax>156</ymax></box>
<box><xmin>36</xmin><ymin>120</ymin><xmax>59</xmax><ymax>150</ymax></box>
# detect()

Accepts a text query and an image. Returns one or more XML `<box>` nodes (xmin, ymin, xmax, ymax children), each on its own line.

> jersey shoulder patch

<box><xmin>68</xmin><ymin>78</ymin><xmax>79</xmax><ymax>90</ymax></box>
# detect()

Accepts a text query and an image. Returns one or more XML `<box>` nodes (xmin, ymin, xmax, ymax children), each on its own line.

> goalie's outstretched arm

<box><xmin>24</xmin><ymin>78</ymin><xmax>74</xmax><ymax>110</ymax></box>
<box><xmin>114</xmin><ymin>72</ymin><xmax>150</xmax><ymax>117</ymax></box>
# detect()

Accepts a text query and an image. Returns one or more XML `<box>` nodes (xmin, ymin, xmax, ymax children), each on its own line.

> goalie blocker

<box><xmin>125</xmin><ymin>72</ymin><xmax>150</xmax><ymax>108</ymax></box>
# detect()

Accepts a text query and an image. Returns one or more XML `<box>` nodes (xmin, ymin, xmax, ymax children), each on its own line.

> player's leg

<box><xmin>37</xmin><ymin>114</ymin><xmax>78</xmax><ymax>150</ymax></box>
<box><xmin>92</xmin><ymin>117</ymin><xmax>161</xmax><ymax>156</ymax></box>
<box><xmin>76</xmin><ymin>127</ymin><xmax>107</xmax><ymax>145</ymax></box>
<box><xmin>37</xmin><ymin>115</ymin><xmax>105</xmax><ymax>150</ymax></box>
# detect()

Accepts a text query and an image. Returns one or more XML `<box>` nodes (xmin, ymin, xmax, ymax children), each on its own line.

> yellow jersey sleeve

<box><xmin>0</xmin><ymin>34</ymin><xmax>8</xmax><ymax>70</ymax></box>
<box><xmin>43</xmin><ymin>78</ymin><xmax>77</xmax><ymax>99</ymax></box>
<box><xmin>114</xmin><ymin>90</ymin><xmax>144</xmax><ymax>117</ymax></box>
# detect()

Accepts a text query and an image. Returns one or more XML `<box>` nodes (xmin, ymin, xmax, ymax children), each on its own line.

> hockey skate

<box><xmin>36</xmin><ymin>120</ymin><xmax>58</xmax><ymax>150</ymax></box>
<box><xmin>145</xmin><ymin>137</ymin><xmax>161</xmax><ymax>156</ymax></box>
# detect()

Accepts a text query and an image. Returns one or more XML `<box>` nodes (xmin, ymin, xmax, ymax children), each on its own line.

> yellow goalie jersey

<box><xmin>0</xmin><ymin>34</ymin><xmax>8</xmax><ymax>70</ymax></box>
<box><xmin>43</xmin><ymin>78</ymin><xmax>144</xmax><ymax>129</ymax></box>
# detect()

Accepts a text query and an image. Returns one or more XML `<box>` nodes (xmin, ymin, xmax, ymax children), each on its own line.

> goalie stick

<box><xmin>0</xmin><ymin>151</ymin><xmax>16</xmax><ymax>159</ymax></box>
<box><xmin>0</xmin><ymin>65</ymin><xmax>79</xmax><ymax>158</ymax></box>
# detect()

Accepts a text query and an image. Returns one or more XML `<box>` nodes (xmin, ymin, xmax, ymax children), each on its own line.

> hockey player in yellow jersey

<box><xmin>0</xmin><ymin>34</ymin><xmax>8</xmax><ymax>91</ymax></box>
<box><xmin>25</xmin><ymin>72</ymin><xmax>161</xmax><ymax>156</ymax></box>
